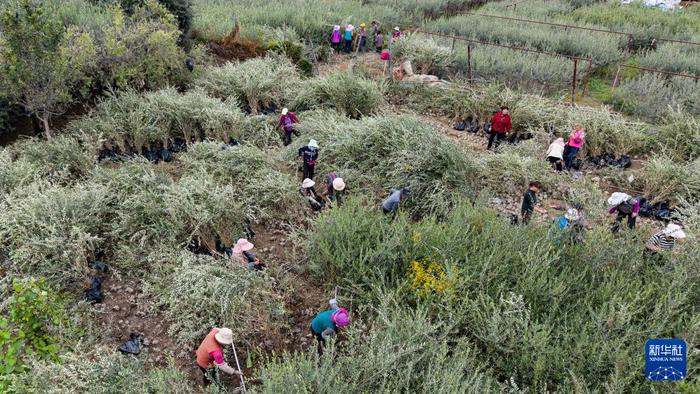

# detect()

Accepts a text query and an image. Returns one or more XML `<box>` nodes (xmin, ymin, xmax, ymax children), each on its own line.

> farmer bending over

<box><xmin>645</xmin><ymin>223</ymin><xmax>686</xmax><ymax>255</ymax></box>
<box><xmin>196</xmin><ymin>327</ymin><xmax>242</xmax><ymax>386</ymax></box>
<box><xmin>607</xmin><ymin>192</ymin><xmax>639</xmax><ymax>233</ymax></box>
<box><xmin>324</xmin><ymin>171</ymin><xmax>346</xmax><ymax>207</ymax></box>
<box><xmin>546</xmin><ymin>137</ymin><xmax>565</xmax><ymax>171</ymax></box>
<box><xmin>382</xmin><ymin>188</ymin><xmax>411</xmax><ymax>217</ymax></box>
<box><xmin>300</xmin><ymin>178</ymin><xmax>325</xmax><ymax>212</ymax></box>
<box><xmin>231</xmin><ymin>238</ymin><xmax>265</xmax><ymax>270</ymax></box>
<box><xmin>521</xmin><ymin>181</ymin><xmax>546</xmax><ymax>224</ymax></box>
<box><xmin>310</xmin><ymin>298</ymin><xmax>350</xmax><ymax>354</ymax></box>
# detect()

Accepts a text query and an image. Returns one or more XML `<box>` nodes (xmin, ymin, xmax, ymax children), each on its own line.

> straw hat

<box><xmin>332</xmin><ymin>177</ymin><xmax>346</xmax><ymax>191</ymax></box>
<box><xmin>360</xmin><ymin>22</ymin><xmax>366</xmax><ymax>28</ymax></box>
<box><xmin>281</xmin><ymin>108</ymin><xmax>288</xmax><ymax>115</ymax></box>
<box><xmin>302</xmin><ymin>178</ymin><xmax>316</xmax><ymax>189</ymax></box>
<box><xmin>565</xmin><ymin>208</ymin><xmax>579</xmax><ymax>221</ymax></box>
<box><xmin>663</xmin><ymin>223</ymin><xmax>686</xmax><ymax>239</ymax></box>
<box><xmin>214</xmin><ymin>328</ymin><xmax>234</xmax><ymax>345</ymax></box>
<box><xmin>232</xmin><ymin>238</ymin><xmax>254</xmax><ymax>254</ymax></box>
<box><xmin>607</xmin><ymin>192</ymin><xmax>631</xmax><ymax>207</ymax></box>
<box><xmin>308</xmin><ymin>139</ymin><xmax>319</xmax><ymax>149</ymax></box>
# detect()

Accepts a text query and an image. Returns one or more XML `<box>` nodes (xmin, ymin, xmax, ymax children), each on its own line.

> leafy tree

<box><xmin>0</xmin><ymin>278</ymin><xmax>65</xmax><ymax>390</ymax></box>
<box><xmin>0</xmin><ymin>0</ymin><xmax>96</xmax><ymax>138</ymax></box>
<box><xmin>99</xmin><ymin>0</ymin><xmax>187</xmax><ymax>90</ymax></box>
<box><xmin>95</xmin><ymin>0</ymin><xmax>192</xmax><ymax>37</ymax></box>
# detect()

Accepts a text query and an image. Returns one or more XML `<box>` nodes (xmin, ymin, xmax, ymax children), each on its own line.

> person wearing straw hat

<box><xmin>357</xmin><ymin>22</ymin><xmax>368</xmax><ymax>52</ymax></box>
<box><xmin>645</xmin><ymin>223</ymin><xmax>686</xmax><ymax>254</ymax></box>
<box><xmin>323</xmin><ymin>171</ymin><xmax>346</xmax><ymax>207</ymax></box>
<box><xmin>298</xmin><ymin>139</ymin><xmax>319</xmax><ymax>181</ymax></box>
<box><xmin>310</xmin><ymin>299</ymin><xmax>350</xmax><ymax>354</ymax></box>
<box><xmin>231</xmin><ymin>238</ymin><xmax>264</xmax><ymax>270</ymax></box>
<box><xmin>300</xmin><ymin>178</ymin><xmax>325</xmax><ymax>211</ymax></box>
<box><xmin>344</xmin><ymin>24</ymin><xmax>354</xmax><ymax>53</ymax></box>
<box><xmin>196</xmin><ymin>327</ymin><xmax>242</xmax><ymax>386</ymax></box>
<box><xmin>277</xmin><ymin>108</ymin><xmax>300</xmax><ymax>146</ymax></box>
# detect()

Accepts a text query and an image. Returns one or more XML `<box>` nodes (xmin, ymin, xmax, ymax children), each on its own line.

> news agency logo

<box><xmin>645</xmin><ymin>339</ymin><xmax>686</xmax><ymax>381</ymax></box>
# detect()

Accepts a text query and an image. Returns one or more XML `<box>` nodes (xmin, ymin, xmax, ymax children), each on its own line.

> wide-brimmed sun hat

<box><xmin>233</xmin><ymin>238</ymin><xmax>254</xmax><ymax>254</ymax></box>
<box><xmin>281</xmin><ymin>108</ymin><xmax>288</xmax><ymax>115</ymax></box>
<box><xmin>565</xmin><ymin>208</ymin><xmax>580</xmax><ymax>221</ymax></box>
<box><xmin>333</xmin><ymin>25</ymin><xmax>340</xmax><ymax>31</ymax></box>
<box><xmin>607</xmin><ymin>192</ymin><xmax>631</xmax><ymax>207</ymax></box>
<box><xmin>360</xmin><ymin>22</ymin><xmax>366</xmax><ymax>28</ymax></box>
<box><xmin>308</xmin><ymin>139</ymin><xmax>319</xmax><ymax>149</ymax></box>
<box><xmin>302</xmin><ymin>178</ymin><xmax>316</xmax><ymax>189</ymax></box>
<box><xmin>332</xmin><ymin>177</ymin><xmax>346</xmax><ymax>191</ymax></box>
<box><xmin>215</xmin><ymin>328</ymin><xmax>234</xmax><ymax>345</ymax></box>
<box><xmin>664</xmin><ymin>223</ymin><xmax>686</xmax><ymax>239</ymax></box>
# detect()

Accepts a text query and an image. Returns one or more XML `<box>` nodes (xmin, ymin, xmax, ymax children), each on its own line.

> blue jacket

<box><xmin>311</xmin><ymin>309</ymin><xmax>337</xmax><ymax>334</ymax></box>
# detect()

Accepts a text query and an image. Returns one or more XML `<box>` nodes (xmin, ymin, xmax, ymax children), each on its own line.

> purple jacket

<box><xmin>331</xmin><ymin>31</ymin><xmax>341</xmax><ymax>44</ymax></box>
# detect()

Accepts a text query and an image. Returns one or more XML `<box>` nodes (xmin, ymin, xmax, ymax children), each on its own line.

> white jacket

<box><xmin>546</xmin><ymin>138</ymin><xmax>565</xmax><ymax>159</ymax></box>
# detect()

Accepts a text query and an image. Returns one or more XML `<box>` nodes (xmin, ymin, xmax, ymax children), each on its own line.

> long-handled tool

<box><xmin>231</xmin><ymin>343</ymin><xmax>247</xmax><ymax>393</ymax></box>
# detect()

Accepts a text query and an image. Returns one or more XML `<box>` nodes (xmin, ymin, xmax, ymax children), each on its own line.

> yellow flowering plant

<box><xmin>406</xmin><ymin>258</ymin><xmax>453</xmax><ymax>298</ymax></box>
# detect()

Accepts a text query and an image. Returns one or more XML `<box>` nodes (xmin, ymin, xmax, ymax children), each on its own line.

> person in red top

<box><xmin>277</xmin><ymin>108</ymin><xmax>300</xmax><ymax>146</ymax></box>
<box><xmin>487</xmin><ymin>106</ymin><xmax>513</xmax><ymax>150</ymax></box>
<box><xmin>195</xmin><ymin>327</ymin><xmax>242</xmax><ymax>385</ymax></box>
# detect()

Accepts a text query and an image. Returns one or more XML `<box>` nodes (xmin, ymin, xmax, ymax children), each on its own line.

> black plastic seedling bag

<box><xmin>84</xmin><ymin>276</ymin><xmax>104</xmax><ymax>304</ymax></box>
<box><xmin>118</xmin><ymin>333</ymin><xmax>143</xmax><ymax>355</ymax></box>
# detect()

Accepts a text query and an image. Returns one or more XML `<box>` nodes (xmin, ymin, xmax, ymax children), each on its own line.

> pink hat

<box><xmin>331</xmin><ymin>308</ymin><xmax>350</xmax><ymax>327</ymax></box>
<box><xmin>233</xmin><ymin>238</ymin><xmax>254</xmax><ymax>254</ymax></box>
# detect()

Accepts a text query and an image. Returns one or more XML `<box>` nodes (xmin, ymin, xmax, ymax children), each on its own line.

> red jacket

<box><xmin>278</xmin><ymin>112</ymin><xmax>299</xmax><ymax>130</ymax></box>
<box><xmin>490</xmin><ymin>112</ymin><xmax>512</xmax><ymax>134</ymax></box>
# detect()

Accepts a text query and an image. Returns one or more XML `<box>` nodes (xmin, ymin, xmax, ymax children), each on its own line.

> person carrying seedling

<box><xmin>521</xmin><ymin>181</ymin><xmax>547</xmax><ymax>224</ymax></box>
<box><xmin>607</xmin><ymin>192</ymin><xmax>639</xmax><ymax>233</ymax></box>
<box><xmin>298</xmin><ymin>139</ymin><xmax>319</xmax><ymax>180</ymax></box>
<box><xmin>546</xmin><ymin>137</ymin><xmax>565</xmax><ymax>171</ymax></box>
<box><xmin>231</xmin><ymin>238</ymin><xmax>265</xmax><ymax>270</ymax></box>
<box><xmin>310</xmin><ymin>298</ymin><xmax>350</xmax><ymax>354</ymax></box>
<box><xmin>344</xmin><ymin>24</ymin><xmax>354</xmax><ymax>53</ymax></box>
<box><xmin>357</xmin><ymin>22</ymin><xmax>368</xmax><ymax>52</ymax></box>
<box><xmin>300</xmin><ymin>178</ymin><xmax>325</xmax><ymax>212</ymax></box>
<box><xmin>330</xmin><ymin>25</ymin><xmax>342</xmax><ymax>53</ymax></box>
<box><xmin>645</xmin><ymin>223</ymin><xmax>686</xmax><ymax>256</ymax></box>
<box><xmin>196</xmin><ymin>327</ymin><xmax>242</xmax><ymax>386</ymax></box>
<box><xmin>324</xmin><ymin>171</ymin><xmax>346</xmax><ymax>207</ymax></box>
<box><xmin>382</xmin><ymin>188</ymin><xmax>411</xmax><ymax>217</ymax></box>
<box><xmin>487</xmin><ymin>106</ymin><xmax>512</xmax><ymax>150</ymax></box>
<box><xmin>277</xmin><ymin>108</ymin><xmax>300</xmax><ymax>146</ymax></box>
<box><xmin>564</xmin><ymin>124</ymin><xmax>586</xmax><ymax>170</ymax></box>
